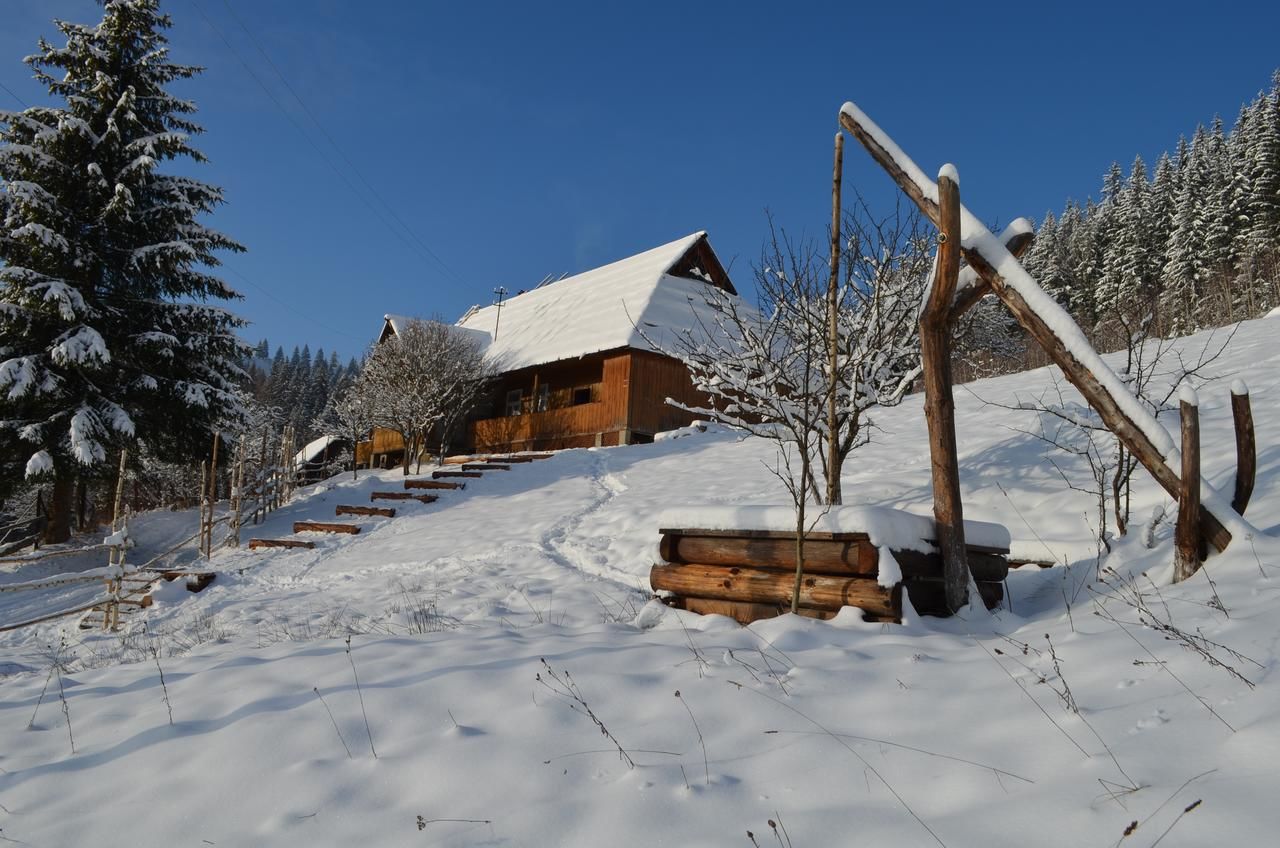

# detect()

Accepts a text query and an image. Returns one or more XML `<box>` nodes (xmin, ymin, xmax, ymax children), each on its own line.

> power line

<box><xmin>186</xmin><ymin>0</ymin><xmax>462</xmax><ymax>285</ymax></box>
<box><xmin>222</xmin><ymin>264</ymin><xmax>368</xmax><ymax>345</ymax></box>
<box><xmin>217</xmin><ymin>0</ymin><xmax>462</xmax><ymax>285</ymax></box>
<box><xmin>0</xmin><ymin>80</ymin><xmax>30</xmax><ymax>108</ymax></box>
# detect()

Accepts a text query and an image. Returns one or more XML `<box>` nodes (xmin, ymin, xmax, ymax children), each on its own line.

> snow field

<box><xmin>2</xmin><ymin>317</ymin><xmax>1280</xmax><ymax>845</ymax></box>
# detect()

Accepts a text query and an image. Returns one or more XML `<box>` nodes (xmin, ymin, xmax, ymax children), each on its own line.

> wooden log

<box><xmin>1174</xmin><ymin>397</ymin><xmax>1202</xmax><ymax>582</ymax></box>
<box><xmin>433</xmin><ymin>470</ymin><xmax>483</xmax><ymax>479</ymax></box>
<box><xmin>837</xmin><ymin>106</ymin><xmax>1232</xmax><ymax>554</ymax></box>
<box><xmin>672</xmin><ymin>596</ymin><xmax>844</xmax><ymax>625</ymax></box>
<box><xmin>649</xmin><ymin>563</ymin><xmax>900</xmax><ymax>620</ymax></box>
<box><xmin>337</xmin><ymin>504</ymin><xmax>396</xmax><ymax>517</ymax></box>
<box><xmin>293</xmin><ymin>521</ymin><xmax>361</xmax><ymax>535</ymax></box>
<box><xmin>462</xmin><ymin>463</ymin><xmax>510</xmax><ymax>471</ymax></box>
<box><xmin>184</xmin><ymin>572</ymin><xmax>216</xmax><ymax>593</ymax></box>
<box><xmin>249</xmin><ymin>538</ymin><xmax>316</xmax><ymax>550</ymax></box>
<box><xmin>1231</xmin><ymin>385</ymin><xmax>1256</xmax><ymax>515</ymax></box>
<box><xmin>405</xmin><ymin>479</ymin><xmax>463</xmax><ymax>490</ymax></box>
<box><xmin>371</xmin><ymin>491</ymin><xmax>437</xmax><ymax>503</ymax></box>
<box><xmin>920</xmin><ymin>169</ymin><xmax>969</xmax><ymax>614</ymax></box>
<box><xmin>659</xmin><ymin>533</ymin><xmax>1008</xmax><ymax>582</ymax></box>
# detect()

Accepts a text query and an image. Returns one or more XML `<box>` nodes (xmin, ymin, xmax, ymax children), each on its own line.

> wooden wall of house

<box><xmin>625</xmin><ymin>350</ymin><xmax>708</xmax><ymax>436</ymax></box>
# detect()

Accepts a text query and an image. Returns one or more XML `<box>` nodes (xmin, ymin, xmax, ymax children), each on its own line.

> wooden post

<box><xmin>1174</xmin><ymin>392</ymin><xmax>1202</xmax><ymax>582</ymax></box>
<box><xmin>1231</xmin><ymin>382</ymin><xmax>1255</xmax><ymax>515</ymax></box>
<box><xmin>836</xmin><ymin>105</ymin><xmax>1233</xmax><ymax>553</ymax></box>
<box><xmin>826</xmin><ymin>131</ymin><xmax>844</xmax><ymax>505</ymax></box>
<box><xmin>919</xmin><ymin>168</ymin><xmax>968</xmax><ymax>612</ymax></box>
<box><xmin>198</xmin><ymin>461</ymin><xmax>209</xmax><ymax>559</ymax></box>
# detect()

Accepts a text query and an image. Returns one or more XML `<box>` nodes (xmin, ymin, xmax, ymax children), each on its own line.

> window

<box><xmin>572</xmin><ymin>386</ymin><xmax>592</xmax><ymax>406</ymax></box>
<box><xmin>534</xmin><ymin>384</ymin><xmax>550</xmax><ymax>412</ymax></box>
<box><xmin>505</xmin><ymin>388</ymin><xmax>523</xmax><ymax>416</ymax></box>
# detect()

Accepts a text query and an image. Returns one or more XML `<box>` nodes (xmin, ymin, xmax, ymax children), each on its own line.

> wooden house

<box><xmin>361</xmin><ymin>231</ymin><xmax>738</xmax><ymax>464</ymax></box>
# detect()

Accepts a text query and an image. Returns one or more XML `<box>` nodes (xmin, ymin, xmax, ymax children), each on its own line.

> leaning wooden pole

<box><xmin>826</xmin><ymin>132</ymin><xmax>844</xmax><ymax>505</ymax></box>
<box><xmin>837</xmin><ymin>104</ymin><xmax>1233</xmax><ymax>553</ymax></box>
<box><xmin>1174</xmin><ymin>390</ymin><xmax>1202</xmax><ymax>582</ymax></box>
<box><xmin>1230</xmin><ymin>381</ymin><xmax>1256</xmax><ymax>515</ymax></box>
<box><xmin>919</xmin><ymin>168</ymin><xmax>969</xmax><ymax>612</ymax></box>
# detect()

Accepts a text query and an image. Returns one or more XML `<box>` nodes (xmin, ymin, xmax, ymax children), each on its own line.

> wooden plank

<box><xmin>371</xmin><ymin>491</ymin><xmax>437</xmax><ymax>503</ymax></box>
<box><xmin>293</xmin><ymin>521</ymin><xmax>361</xmax><ymax>535</ymax></box>
<box><xmin>336</xmin><ymin>504</ymin><xmax>396</xmax><ymax>517</ymax></box>
<box><xmin>433</xmin><ymin>470</ymin><xmax>483</xmax><ymax>479</ymax></box>
<box><xmin>650</xmin><ymin>563</ymin><xmax>900</xmax><ymax>619</ymax></box>
<box><xmin>249</xmin><ymin>539</ymin><xmax>316</xmax><ymax>550</ymax></box>
<box><xmin>405</xmin><ymin>479</ymin><xmax>463</xmax><ymax>490</ymax></box>
<box><xmin>462</xmin><ymin>463</ymin><xmax>510</xmax><ymax>471</ymax></box>
<box><xmin>838</xmin><ymin>105</ymin><xmax>1232</xmax><ymax>554</ymax></box>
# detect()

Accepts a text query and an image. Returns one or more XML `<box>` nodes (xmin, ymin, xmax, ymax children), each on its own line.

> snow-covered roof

<box><xmin>451</xmin><ymin>231</ymin><xmax>737</xmax><ymax>372</ymax></box>
<box><xmin>294</xmin><ymin>435</ymin><xmax>338</xmax><ymax>467</ymax></box>
<box><xmin>379</xmin><ymin>315</ymin><xmax>491</xmax><ymax>347</ymax></box>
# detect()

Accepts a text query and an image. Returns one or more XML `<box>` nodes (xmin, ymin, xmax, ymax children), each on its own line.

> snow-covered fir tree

<box><xmin>0</xmin><ymin>0</ymin><xmax>247</xmax><ymax>540</ymax></box>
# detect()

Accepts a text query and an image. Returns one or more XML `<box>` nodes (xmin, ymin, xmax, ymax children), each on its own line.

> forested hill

<box><xmin>1022</xmin><ymin>70</ymin><xmax>1280</xmax><ymax>342</ymax></box>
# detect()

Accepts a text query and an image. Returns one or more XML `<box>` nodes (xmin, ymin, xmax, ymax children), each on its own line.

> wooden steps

<box><xmin>462</xmin><ymin>463</ymin><xmax>509</xmax><ymax>471</ymax></box>
<box><xmin>433</xmin><ymin>470</ymin><xmax>482</xmax><ymax>479</ymax></box>
<box><xmin>293</xmin><ymin>521</ymin><xmax>361</xmax><ymax>535</ymax></box>
<box><xmin>405</xmin><ymin>479</ymin><xmax>463</xmax><ymax>490</ymax></box>
<box><xmin>337</xmin><ymin>504</ymin><xmax>396</xmax><ymax>518</ymax></box>
<box><xmin>250</xmin><ymin>538</ymin><xmax>316</xmax><ymax>550</ymax></box>
<box><xmin>371</xmin><ymin>491</ymin><xmax>437</xmax><ymax>504</ymax></box>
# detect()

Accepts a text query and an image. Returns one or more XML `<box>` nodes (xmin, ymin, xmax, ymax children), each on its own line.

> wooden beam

<box><xmin>405</xmin><ymin>479</ymin><xmax>463</xmax><ymax>490</ymax></box>
<box><xmin>1174</xmin><ymin>396</ymin><xmax>1202</xmax><ymax>582</ymax></box>
<box><xmin>1231</xmin><ymin>385</ymin><xmax>1256</xmax><ymax>515</ymax></box>
<box><xmin>249</xmin><ymin>538</ymin><xmax>316</xmax><ymax>550</ymax></box>
<box><xmin>462</xmin><ymin>463</ymin><xmax>510</xmax><ymax>471</ymax></box>
<box><xmin>433</xmin><ymin>470</ymin><xmax>482</xmax><ymax>479</ymax></box>
<box><xmin>650</xmin><ymin>563</ymin><xmax>900</xmax><ymax>619</ymax></box>
<box><xmin>948</xmin><ymin>228</ymin><xmax>1035</xmax><ymax>321</ymax></box>
<box><xmin>336</xmin><ymin>505</ymin><xmax>396</xmax><ymax>518</ymax></box>
<box><xmin>371</xmin><ymin>491</ymin><xmax>437</xmax><ymax>503</ymax></box>
<box><xmin>826</xmin><ymin>131</ymin><xmax>845</xmax><ymax>505</ymax></box>
<box><xmin>837</xmin><ymin>106</ymin><xmax>1232</xmax><ymax>553</ymax></box>
<box><xmin>293</xmin><ymin>521</ymin><xmax>361</xmax><ymax>535</ymax></box>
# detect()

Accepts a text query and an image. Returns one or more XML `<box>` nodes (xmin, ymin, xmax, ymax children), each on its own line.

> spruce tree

<box><xmin>0</xmin><ymin>1</ymin><xmax>247</xmax><ymax>540</ymax></box>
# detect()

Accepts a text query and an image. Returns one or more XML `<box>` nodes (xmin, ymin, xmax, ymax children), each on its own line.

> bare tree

<box><xmin>361</xmin><ymin>319</ymin><xmax>493</xmax><ymax>475</ymax></box>
<box><xmin>646</xmin><ymin>199</ymin><xmax>927</xmax><ymax>611</ymax></box>
<box><xmin>322</xmin><ymin>375</ymin><xmax>377</xmax><ymax>481</ymax></box>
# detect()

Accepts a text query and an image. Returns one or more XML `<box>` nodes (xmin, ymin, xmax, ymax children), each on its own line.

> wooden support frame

<box><xmin>1175</xmin><ymin>396</ymin><xmax>1202</xmax><ymax>581</ymax></box>
<box><xmin>1231</xmin><ymin>385</ymin><xmax>1256</xmax><ymax>515</ymax></box>
<box><xmin>918</xmin><ymin>170</ymin><xmax>969</xmax><ymax>612</ymax></box>
<box><xmin>838</xmin><ymin>104</ymin><xmax>1234</xmax><ymax>554</ymax></box>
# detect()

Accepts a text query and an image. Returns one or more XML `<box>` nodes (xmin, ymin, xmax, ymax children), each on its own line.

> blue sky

<box><xmin>3</xmin><ymin>0</ymin><xmax>1278</xmax><ymax>360</ymax></box>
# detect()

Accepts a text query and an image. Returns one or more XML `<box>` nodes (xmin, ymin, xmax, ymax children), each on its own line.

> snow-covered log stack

<box><xmin>649</xmin><ymin>506</ymin><xmax>1010</xmax><ymax>623</ymax></box>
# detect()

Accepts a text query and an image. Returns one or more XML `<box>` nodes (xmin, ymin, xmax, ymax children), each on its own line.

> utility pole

<box><xmin>492</xmin><ymin>286</ymin><xmax>508</xmax><ymax>341</ymax></box>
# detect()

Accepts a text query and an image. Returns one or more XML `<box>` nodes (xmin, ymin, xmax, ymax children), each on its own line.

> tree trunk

<box><xmin>44</xmin><ymin>472</ymin><xmax>75</xmax><ymax>544</ymax></box>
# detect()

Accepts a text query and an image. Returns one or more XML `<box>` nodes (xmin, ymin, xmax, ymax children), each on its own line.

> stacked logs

<box><xmin>650</xmin><ymin>528</ymin><xmax>1009</xmax><ymax>624</ymax></box>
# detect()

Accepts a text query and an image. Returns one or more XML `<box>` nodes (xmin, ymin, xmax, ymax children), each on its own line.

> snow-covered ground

<box><xmin>3</xmin><ymin>317</ymin><xmax>1280</xmax><ymax>846</ymax></box>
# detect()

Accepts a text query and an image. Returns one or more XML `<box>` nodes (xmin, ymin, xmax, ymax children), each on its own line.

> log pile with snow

<box><xmin>650</xmin><ymin>506</ymin><xmax>1009</xmax><ymax>623</ymax></box>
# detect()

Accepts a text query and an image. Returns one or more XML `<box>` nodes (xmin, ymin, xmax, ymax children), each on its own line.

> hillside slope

<box><xmin>2</xmin><ymin>317</ymin><xmax>1279</xmax><ymax>846</ymax></box>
